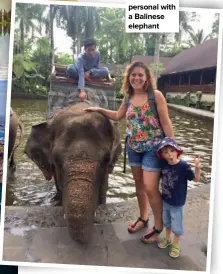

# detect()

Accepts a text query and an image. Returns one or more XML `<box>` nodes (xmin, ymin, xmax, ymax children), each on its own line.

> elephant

<box><xmin>24</xmin><ymin>101</ymin><xmax>122</xmax><ymax>243</ymax></box>
<box><xmin>8</xmin><ymin>110</ymin><xmax>23</xmax><ymax>170</ymax></box>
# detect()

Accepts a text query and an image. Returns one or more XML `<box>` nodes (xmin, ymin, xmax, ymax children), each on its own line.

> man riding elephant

<box><xmin>66</xmin><ymin>39</ymin><xmax>113</xmax><ymax>101</ymax></box>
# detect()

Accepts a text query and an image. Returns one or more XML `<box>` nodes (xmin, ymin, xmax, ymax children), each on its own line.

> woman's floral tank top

<box><xmin>125</xmin><ymin>92</ymin><xmax>164</xmax><ymax>153</ymax></box>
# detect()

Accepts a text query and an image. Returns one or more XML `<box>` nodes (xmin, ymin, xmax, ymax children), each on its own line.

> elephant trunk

<box><xmin>63</xmin><ymin>158</ymin><xmax>100</xmax><ymax>243</ymax></box>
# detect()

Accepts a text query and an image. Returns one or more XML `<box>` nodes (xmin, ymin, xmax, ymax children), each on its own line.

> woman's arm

<box><xmin>85</xmin><ymin>97</ymin><xmax>128</xmax><ymax>121</ymax></box>
<box><xmin>154</xmin><ymin>90</ymin><xmax>174</xmax><ymax>138</ymax></box>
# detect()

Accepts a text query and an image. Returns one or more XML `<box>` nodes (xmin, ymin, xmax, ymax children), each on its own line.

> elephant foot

<box><xmin>98</xmin><ymin>196</ymin><xmax>106</xmax><ymax>205</ymax></box>
<box><xmin>8</xmin><ymin>163</ymin><xmax>16</xmax><ymax>172</ymax></box>
<box><xmin>51</xmin><ymin>192</ymin><xmax>62</xmax><ymax>204</ymax></box>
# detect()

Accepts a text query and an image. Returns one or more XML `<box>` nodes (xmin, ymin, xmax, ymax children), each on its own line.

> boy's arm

<box><xmin>193</xmin><ymin>156</ymin><xmax>201</xmax><ymax>182</ymax></box>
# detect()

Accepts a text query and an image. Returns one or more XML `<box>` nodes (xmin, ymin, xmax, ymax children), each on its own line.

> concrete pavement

<box><xmin>3</xmin><ymin>184</ymin><xmax>210</xmax><ymax>271</ymax></box>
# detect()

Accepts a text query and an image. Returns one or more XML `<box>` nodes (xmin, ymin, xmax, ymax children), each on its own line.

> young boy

<box><xmin>156</xmin><ymin>137</ymin><xmax>200</xmax><ymax>258</ymax></box>
<box><xmin>66</xmin><ymin>39</ymin><xmax>111</xmax><ymax>100</ymax></box>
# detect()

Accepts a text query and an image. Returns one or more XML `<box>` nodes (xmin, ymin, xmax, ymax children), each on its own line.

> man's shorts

<box><xmin>162</xmin><ymin>200</ymin><xmax>184</xmax><ymax>235</ymax></box>
<box><xmin>127</xmin><ymin>143</ymin><xmax>162</xmax><ymax>172</ymax></box>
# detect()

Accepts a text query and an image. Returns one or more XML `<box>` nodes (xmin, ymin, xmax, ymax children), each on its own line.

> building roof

<box><xmin>131</xmin><ymin>55</ymin><xmax>172</xmax><ymax>68</ymax></box>
<box><xmin>161</xmin><ymin>38</ymin><xmax>218</xmax><ymax>75</ymax></box>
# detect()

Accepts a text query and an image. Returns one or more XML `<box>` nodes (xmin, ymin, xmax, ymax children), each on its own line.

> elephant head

<box><xmin>24</xmin><ymin>103</ymin><xmax>122</xmax><ymax>243</ymax></box>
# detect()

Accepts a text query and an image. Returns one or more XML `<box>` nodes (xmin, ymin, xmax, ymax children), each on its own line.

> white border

<box><xmin>1</xmin><ymin>1</ymin><xmax>223</xmax><ymax>273</ymax></box>
<box><xmin>206</xmin><ymin>10</ymin><xmax>223</xmax><ymax>274</ymax></box>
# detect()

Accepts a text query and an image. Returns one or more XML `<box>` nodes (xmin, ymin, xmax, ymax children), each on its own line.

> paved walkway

<box><xmin>3</xmin><ymin>184</ymin><xmax>210</xmax><ymax>270</ymax></box>
<box><xmin>168</xmin><ymin>104</ymin><xmax>214</xmax><ymax>120</ymax></box>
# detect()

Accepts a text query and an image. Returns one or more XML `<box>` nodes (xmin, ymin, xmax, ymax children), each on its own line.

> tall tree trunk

<box><xmin>76</xmin><ymin>33</ymin><xmax>81</xmax><ymax>55</ymax></box>
<box><xmin>154</xmin><ymin>33</ymin><xmax>161</xmax><ymax>83</ymax></box>
<box><xmin>20</xmin><ymin>19</ymin><xmax>24</xmax><ymax>54</ymax></box>
<box><xmin>49</xmin><ymin>6</ymin><xmax>55</xmax><ymax>67</ymax></box>
<box><xmin>109</xmin><ymin>42</ymin><xmax>113</xmax><ymax>64</ymax></box>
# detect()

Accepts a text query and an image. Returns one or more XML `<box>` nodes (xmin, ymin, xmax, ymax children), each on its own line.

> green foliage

<box><xmin>12</xmin><ymin>77</ymin><xmax>48</xmax><ymax>95</ymax></box>
<box><xmin>149</xmin><ymin>63</ymin><xmax>165</xmax><ymax>74</ymax></box>
<box><xmin>166</xmin><ymin>93</ymin><xmax>214</xmax><ymax>112</ymax></box>
<box><xmin>56</xmin><ymin>52</ymin><xmax>74</xmax><ymax>65</ymax></box>
<box><xmin>196</xmin><ymin>90</ymin><xmax>202</xmax><ymax>101</ymax></box>
<box><xmin>12</xmin><ymin>37</ymin><xmax>50</xmax><ymax>94</ymax></box>
<box><xmin>200</xmin><ymin>101</ymin><xmax>214</xmax><ymax>111</ymax></box>
<box><xmin>210</xmin><ymin>14</ymin><xmax>219</xmax><ymax>38</ymax></box>
<box><xmin>13</xmin><ymin>54</ymin><xmax>37</xmax><ymax>79</ymax></box>
<box><xmin>187</xmin><ymin>29</ymin><xmax>210</xmax><ymax>47</ymax></box>
<box><xmin>167</xmin><ymin>95</ymin><xmax>190</xmax><ymax>107</ymax></box>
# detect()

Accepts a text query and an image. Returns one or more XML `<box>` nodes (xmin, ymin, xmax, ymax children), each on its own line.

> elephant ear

<box><xmin>108</xmin><ymin>121</ymin><xmax>122</xmax><ymax>173</ymax></box>
<box><xmin>24</xmin><ymin>122</ymin><xmax>53</xmax><ymax>180</ymax></box>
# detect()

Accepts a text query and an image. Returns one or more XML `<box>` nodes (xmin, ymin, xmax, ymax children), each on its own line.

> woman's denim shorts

<box><xmin>127</xmin><ymin>143</ymin><xmax>162</xmax><ymax>172</ymax></box>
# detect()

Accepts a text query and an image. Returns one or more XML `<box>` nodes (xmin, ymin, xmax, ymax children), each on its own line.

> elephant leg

<box><xmin>51</xmin><ymin>165</ymin><xmax>62</xmax><ymax>204</ymax></box>
<box><xmin>9</xmin><ymin>153</ymin><xmax>16</xmax><ymax>171</ymax></box>
<box><xmin>108</xmin><ymin>143</ymin><xmax>122</xmax><ymax>173</ymax></box>
<box><xmin>98</xmin><ymin>166</ymin><xmax>109</xmax><ymax>205</ymax></box>
<box><xmin>8</xmin><ymin>119</ymin><xmax>17</xmax><ymax>163</ymax></box>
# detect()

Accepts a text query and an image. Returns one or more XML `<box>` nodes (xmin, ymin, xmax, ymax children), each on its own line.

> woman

<box><xmin>85</xmin><ymin>61</ymin><xmax>174</xmax><ymax>243</ymax></box>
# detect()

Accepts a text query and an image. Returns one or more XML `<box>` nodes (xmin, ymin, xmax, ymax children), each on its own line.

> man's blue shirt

<box><xmin>75</xmin><ymin>51</ymin><xmax>100</xmax><ymax>89</ymax></box>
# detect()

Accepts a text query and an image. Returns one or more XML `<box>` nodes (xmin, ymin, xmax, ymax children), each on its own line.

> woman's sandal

<box><xmin>169</xmin><ymin>243</ymin><xmax>180</xmax><ymax>258</ymax></box>
<box><xmin>158</xmin><ymin>238</ymin><xmax>172</xmax><ymax>249</ymax></box>
<box><xmin>128</xmin><ymin>217</ymin><xmax>149</xmax><ymax>233</ymax></box>
<box><xmin>141</xmin><ymin>226</ymin><xmax>163</xmax><ymax>244</ymax></box>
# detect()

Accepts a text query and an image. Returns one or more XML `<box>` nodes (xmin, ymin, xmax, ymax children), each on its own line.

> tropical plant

<box><xmin>13</xmin><ymin>54</ymin><xmax>37</xmax><ymax>79</ymax></box>
<box><xmin>175</xmin><ymin>11</ymin><xmax>197</xmax><ymax>45</ymax></box>
<box><xmin>57</xmin><ymin>5</ymin><xmax>101</xmax><ymax>55</ymax></box>
<box><xmin>15</xmin><ymin>3</ymin><xmax>46</xmax><ymax>53</ymax></box>
<box><xmin>56</xmin><ymin>52</ymin><xmax>74</xmax><ymax>65</ymax></box>
<box><xmin>187</xmin><ymin>29</ymin><xmax>210</xmax><ymax>47</ymax></box>
<box><xmin>210</xmin><ymin>14</ymin><xmax>219</xmax><ymax>38</ymax></box>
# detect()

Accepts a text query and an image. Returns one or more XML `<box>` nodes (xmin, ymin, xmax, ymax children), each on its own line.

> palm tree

<box><xmin>210</xmin><ymin>14</ymin><xmax>219</xmax><ymax>38</ymax></box>
<box><xmin>56</xmin><ymin>6</ymin><xmax>101</xmax><ymax>56</ymax></box>
<box><xmin>46</xmin><ymin>5</ymin><xmax>60</xmax><ymax>66</ymax></box>
<box><xmin>15</xmin><ymin>3</ymin><xmax>45</xmax><ymax>53</ymax></box>
<box><xmin>175</xmin><ymin>11</ymin><xmax>197</xmax><ymax>45</ymax></box>
<box><xmin>187</xmin><ymin>29</ymin><xmax>210</xmax><ymax>47</ymax></box>
<box><xmin>153</xmin><ymin>33</ymin><xmax>161</xmax><ymax>82</ymax></box>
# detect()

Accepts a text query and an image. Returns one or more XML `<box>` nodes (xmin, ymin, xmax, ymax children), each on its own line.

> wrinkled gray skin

<box><xmin>24</xmin><ymin>102</ymin><xmax>122</xmax><ymax>243</ymax></box>
<box><xmin>8</xmin><ymin>111</ymin><xmax>23</xmax><ymax>170</ymax></box>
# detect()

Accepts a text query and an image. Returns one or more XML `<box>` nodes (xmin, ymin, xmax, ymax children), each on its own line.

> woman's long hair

<box><xmin>121</xmin><ymin>61</ymin><xmax>157</xmax><ymax>96</ymax></box>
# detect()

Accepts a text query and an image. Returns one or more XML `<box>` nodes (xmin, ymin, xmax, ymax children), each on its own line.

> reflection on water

<box><xmin>6</xmin><ymin>99</ymin><xmax>213</xmax><ymax>206</ymax></box>
<box><xmin>0</xmin><ymin>23</ymin><xmax>10</xmax><ymax>36</ymax></box>
<box><xmin>0</xmin><ymin>33</ymin><xmax>9</xmax><ymax>79</ymax></box>
<box><xmin>0</xmin><ymin>64</ymin><xmax>8</xmax><ymax>79</ymax></box>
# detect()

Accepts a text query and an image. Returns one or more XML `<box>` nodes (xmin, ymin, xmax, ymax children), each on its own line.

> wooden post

<box><xmin>200</xmin><ymin>71</ymin><xmax>203</xmax><ymax>85</ymax></box>
<box><xmin>179</xmin><ymin>75</ymin><xmax>181</xmax><ymax>86</ymax></box>
<box><xmin>189</xmin><ymin>74</ymin><xmax>191</xmax><ymax>85</ymax></box>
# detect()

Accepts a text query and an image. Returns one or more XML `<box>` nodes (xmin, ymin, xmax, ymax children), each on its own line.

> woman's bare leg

<box><xmin>142</xmin><ymin>170</ymin><xmax>163</xmax><ymax>241</ymax></box>
<box><xmin>128</xmin><ymin>166</ymin><xmax>149</xmax><ymax>231</ymax></box>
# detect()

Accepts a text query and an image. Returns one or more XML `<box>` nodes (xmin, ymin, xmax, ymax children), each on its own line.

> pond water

<box><xmin>0</xmin><ymin>34</ymin><xmax>9</xmax><ymax>79</ymax></box>
<box><xmin>6</xmin><ymin>98</ymin><xmax>213</xmax><ymax>206</ymax></box>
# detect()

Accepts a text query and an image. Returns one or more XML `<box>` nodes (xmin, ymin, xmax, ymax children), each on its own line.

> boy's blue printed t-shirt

<box><xmin>161</xmin><ymin>160</ymin><xmax>195</xmax><ymax>206</ymax></box>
